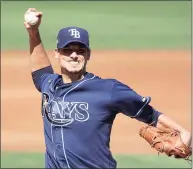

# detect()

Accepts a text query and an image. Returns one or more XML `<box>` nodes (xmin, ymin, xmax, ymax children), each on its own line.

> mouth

<box><xmin>68</xmin><ymin>61</ymin><xmax>80</xmax><ymax>66</ymax></box>
<box><xmin>70</xmin><ymin>61</ymin><xmax>78</xmax><ymax>63</ymax></box>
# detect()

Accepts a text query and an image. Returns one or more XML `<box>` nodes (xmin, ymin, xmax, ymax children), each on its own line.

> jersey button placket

<box><xmin>54</xmin><ymin>127</ymin><xmax>59</xmax><ymax>131</ymax></box>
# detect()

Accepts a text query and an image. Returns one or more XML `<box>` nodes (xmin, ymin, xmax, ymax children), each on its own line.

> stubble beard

<box><xmin>61</xmin><ymin>63</ymin><xmax>87</xmax><ymax>76</ymax></box>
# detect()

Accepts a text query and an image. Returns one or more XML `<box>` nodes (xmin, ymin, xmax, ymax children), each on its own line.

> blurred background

<box><xmin>1</xmin><ymin>1</ymin><xmax>191</xmax><ymax>168</ymax></box>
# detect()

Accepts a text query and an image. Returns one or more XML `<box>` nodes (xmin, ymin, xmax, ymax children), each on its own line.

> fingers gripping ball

<box><xmin>139</xmin><ymin>125</ymin><xmax>192</xmax><ymax>159</ymax></box>
<box><xmin>24</xmin><ymin>12</ymin><xmax>39</xmax><ymax>25</ymax></box>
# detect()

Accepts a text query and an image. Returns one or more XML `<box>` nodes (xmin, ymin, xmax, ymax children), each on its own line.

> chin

<box><xmin>62</xmin><ymin>64</ymin><xmax>85</xmax><ymax>74</ymax></box>
<box><xmin>69</xmin><ymin>70</ymin><xmax>81</xmax><ymax>74</ymax></box>
<box><xmin>67</xmin><ymin>68</ymin><xmax>82</xmax><ymax>74</ymax></box>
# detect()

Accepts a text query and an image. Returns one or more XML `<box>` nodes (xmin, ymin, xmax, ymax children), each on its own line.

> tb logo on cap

<box><xmin>68</xmin><ymin>29</ymin><xmax>80</xmax><ymax>38</ymax></box>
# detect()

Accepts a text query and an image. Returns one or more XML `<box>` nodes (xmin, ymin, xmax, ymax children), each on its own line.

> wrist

<box><xmin>29</xmin><ymin>30</ymin><xmax>42</xmax><ymax>44</ymax></box>
<box><xmin>28</xmin><ymin>29</ymin><xmax>40</xmax><ymax>38</ymax></box>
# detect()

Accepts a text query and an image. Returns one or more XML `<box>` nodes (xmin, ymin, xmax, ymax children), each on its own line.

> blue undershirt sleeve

<box><xmin>31</xmin><ymin>66</ymin><xmax>54</xmax><ymax>92</ymax></box>
<box><xmin>111</xmin><ymin>79</ymin><xmax>162</xmax><ymax>126</ymax></box>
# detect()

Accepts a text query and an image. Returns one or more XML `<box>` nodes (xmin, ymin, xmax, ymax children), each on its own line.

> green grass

<box><xmin>1</xmin><ymin>1</ymin><xmax>191</xmax><ymax>50</ymax></box>
<box><xmin>1</xmin><ymin>151</ymin><xmax>191</xmax><ymax>168</ymax></box>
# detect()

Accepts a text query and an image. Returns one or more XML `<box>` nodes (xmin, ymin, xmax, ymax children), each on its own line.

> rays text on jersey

<box><xmin>42</xmin><ymin>93</ymin><xmax>89</xmax><ymax>126</ymax></box>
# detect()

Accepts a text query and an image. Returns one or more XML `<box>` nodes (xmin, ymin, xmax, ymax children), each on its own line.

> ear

<box><xmin>87</xmin><ymin>50</ymin><xmax>91</xmax><ymax>60</ymax></box>
<box><xmin>54</xmin><ymin>48</ymin><xmax>59</xmax><ymax>59</ymax></box>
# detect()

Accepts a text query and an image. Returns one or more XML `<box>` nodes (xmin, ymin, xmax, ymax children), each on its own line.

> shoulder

<box><xmin>43</xmin><ymin>73</ymin><xmax>61</xmax><ymax>83</ymax></box>
<box><xmin>92</xmin><ymin>74</ymin><xmax>126</xmax><ymax>85</ymax></box>
<box><xmin>88</xmin><ymin>73</ymin><xmax>130</xmax><ymax>89</ymax></box>
<box><xmin>88</xmin><ymin>73</ymin><xmax>115</xmax><ymax>84</ymax></box>
<box><xmin>41</xmin><ymin>73</ymin><xmax>62</xmax><ymax>92</ymax></box>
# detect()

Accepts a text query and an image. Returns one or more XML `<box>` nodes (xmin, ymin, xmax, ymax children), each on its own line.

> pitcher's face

<box><xmin>56</xmin><ymin>43</ymin><xmax>90</xmax><ymax>74</ymax></box>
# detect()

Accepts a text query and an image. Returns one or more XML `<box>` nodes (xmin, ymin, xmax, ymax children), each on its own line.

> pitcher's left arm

<box><xmin>110</xmin><ymin>79</ymin><xmax>191</xmax><ymax>147</ymax></box>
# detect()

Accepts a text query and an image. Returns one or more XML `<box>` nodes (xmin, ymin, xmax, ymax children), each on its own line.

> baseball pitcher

<box><xmin>24</xmin><ymin>8</ymin><xmax>192</xmax><ymax>168</ymax></box>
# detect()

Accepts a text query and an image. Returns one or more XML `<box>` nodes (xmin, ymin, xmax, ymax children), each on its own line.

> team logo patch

<box><xmin>68</xmin><ymin>29</ymin><xmax>80</xmax><ymax>38</ymax></box>
<box><xmin>42</xmin><ymin>93</ymin><xmax>89</xmax><ymax>126</ymax></box>
<box><xmin>142</xmin><ymin>97</ymin><xmax>146</xmax><ymax>102</ymax></box>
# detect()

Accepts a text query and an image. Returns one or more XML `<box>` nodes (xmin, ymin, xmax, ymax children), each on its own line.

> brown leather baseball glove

<box><xmin>139</xmin><ymin>125</ymin><xmax>192</xmax><ymax>160</ymax></box>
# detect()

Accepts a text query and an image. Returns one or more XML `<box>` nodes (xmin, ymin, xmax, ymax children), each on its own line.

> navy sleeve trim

<box><xmin>151</xmin><ymin>109</ymin><xmax>163</xmax><ymax>127</ymax></box>
<box><xmin>32</xmin><ymin>66</ymin><xmax>54</xmax><ymax>76</ymax></box>
<box><xmin>31</xmin><ymin>66</ymin><xmax>54</xmax><ymax>92</ymax></box>
<box><xmin>129</xmin><ymin>96</ymin><xmax>151</xmax><ymax>118</ymax></box>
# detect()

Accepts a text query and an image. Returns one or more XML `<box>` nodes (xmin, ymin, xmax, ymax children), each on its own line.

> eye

<box><xmin>77</xmin><ymin>49</ymin><xmax>86</xmax><ymax>55</ymax></box>
<box><xmin>62</xmin><ymin>49</ymin><xmax>72</xmax><ymax>55</ymax></box>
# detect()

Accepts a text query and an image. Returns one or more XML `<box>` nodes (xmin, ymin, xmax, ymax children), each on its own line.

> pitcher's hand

<box><xmin>24</xmin><ymin>8</ymin><xmax>42</xmax><ymax>36</ymax></box>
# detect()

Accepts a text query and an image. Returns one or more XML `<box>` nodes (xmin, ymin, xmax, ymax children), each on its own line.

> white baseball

<box><xmin>24</xmin><ymin>12</ymin><xmax>39</xmax><ymax>25</ymax></box>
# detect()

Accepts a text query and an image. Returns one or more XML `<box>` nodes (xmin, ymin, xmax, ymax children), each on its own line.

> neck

<box><xmin>61</xmin><ymin>69</ymin><xmax>85</xmax><ymax>83</ymax></box>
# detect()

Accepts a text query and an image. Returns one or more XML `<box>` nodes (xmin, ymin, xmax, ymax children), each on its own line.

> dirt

<box><xmin>1</xmin><ymin>50</ymin><xmax>191</xmax><ymax>154</ymax></box>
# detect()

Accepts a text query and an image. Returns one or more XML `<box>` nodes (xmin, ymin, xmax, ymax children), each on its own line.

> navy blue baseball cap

<box><xmin>57</xmin><ymin>26</ymin><xmax>90</xmax><ymax>50</ymax></box>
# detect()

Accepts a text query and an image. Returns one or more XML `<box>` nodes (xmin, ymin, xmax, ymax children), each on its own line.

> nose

<box><xmin>70</xmin><ymin>52</ymin><xmax>78</xmax><ymax>59</ymax></box>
